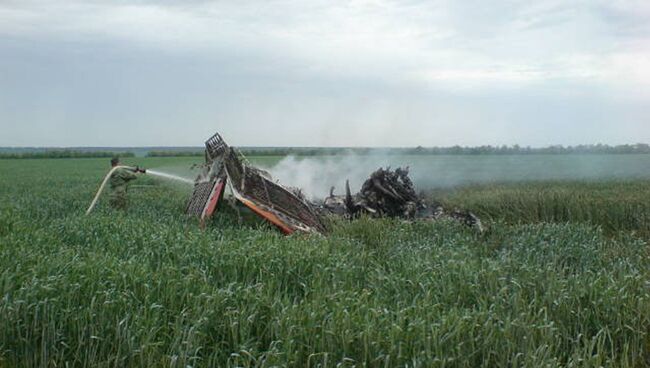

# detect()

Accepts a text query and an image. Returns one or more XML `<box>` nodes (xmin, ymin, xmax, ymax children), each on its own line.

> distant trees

<box><xmin>399</xmin><ymin>143</ymin><xmax>650</xmax><ymax>155</ymax></box>
<box><xmin>0</xmin><ymin>150</ymin><xmax>135</xmax><ymax>159</ymax></box>
<box><xmin>243</xmin><ymin>144</ymin><xmax>650</xmax><ymax>156</ymax></box>
<box><xmin>3</xmin><ymin>144</ymin><xmax>649</xmax><ymax>159</ymax></box>
<box><xmin>239</xmin><ymin>148</ymin><xmax>370</xmax><ymax>156</ymax></box>
<box><xmin>146</xmin><ymin>151</ymin><xmax>203</xmax><ymax>157</ymax></box>
<box><xmin>131</xmin><ymin>144</ymin><xmax>650</xmax><ymax>157</ymax></box>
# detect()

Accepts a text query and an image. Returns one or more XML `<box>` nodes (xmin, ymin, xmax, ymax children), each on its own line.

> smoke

<box><xmin>264</xmin><ymin>153</ymin><xmax>485</xmax><ymax>199</ymax></box>
<box><xmin>264</xmin><ymin>153</ymin><xmax>650</xmax><ymax>200</ymax></box>
<box><xmin>266</xmin><ymin>153</ymin><xmax>393</xmax><ymax>199</ymax></box>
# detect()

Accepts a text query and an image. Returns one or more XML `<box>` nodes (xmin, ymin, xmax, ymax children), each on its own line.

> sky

<box><xmin>0</xmin><ymin>0</ymin><xmax>648</xmax><ymax>147</ymax></box>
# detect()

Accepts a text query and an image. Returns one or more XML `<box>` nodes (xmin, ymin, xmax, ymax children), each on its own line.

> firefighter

<box><xmin>108</xmin><ymin>157</ymin><xmax>145</xmax><ymax>210</ymax></box>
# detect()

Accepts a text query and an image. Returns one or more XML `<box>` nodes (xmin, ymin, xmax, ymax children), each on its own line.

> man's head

<box><xmin>111</xmin><ymin>157</ymin><xmax>120</xmax><ymax>167</ymax></box>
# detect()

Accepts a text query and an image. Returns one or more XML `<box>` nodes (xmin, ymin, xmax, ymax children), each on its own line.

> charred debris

<box><xmin>187</xmin><ymin>132</ymin><xmax>482</xmax><ymax>234</ymax></box>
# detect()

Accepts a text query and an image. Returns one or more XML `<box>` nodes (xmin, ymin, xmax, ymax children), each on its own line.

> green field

<box><xmin>1</xmin><ymin>157</ymin><xmax>649</xmax><ymax>367</ymax></box>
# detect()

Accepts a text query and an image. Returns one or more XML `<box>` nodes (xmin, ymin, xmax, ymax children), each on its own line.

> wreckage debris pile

<box><xmin>188</xmin><ymin>131</ymin><xmax>481</xmax><ymax>234</ymax></box>
<box><xmin>354</xmin><ymin>167</ymin><xmax>422</xmax><ymax>218</ymax></box>
<box><xmin>323</xmin><ymin>166</ymin><xmax>483</xmax><ymax>232</ymax></box>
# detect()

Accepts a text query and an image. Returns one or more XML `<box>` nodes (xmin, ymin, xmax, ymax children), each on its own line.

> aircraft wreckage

<box><xmin>186</xmin><ymin>132</ymin><xmax>482</xmax><ymax>234</ymax></box>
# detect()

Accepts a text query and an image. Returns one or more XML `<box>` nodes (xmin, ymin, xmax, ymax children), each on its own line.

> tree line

<box><xmin>146</xmin><ymin>151</ymin><xmax>203</xmax><ymax>157</ymax></box>
<box><xmin>0</xmin><ymin>150</ymin><xmax>135</xmax><ymax>159</ymax></box>
<box><xmin>149</xmin><ymin>144</ymin><xmax>650</xmax><ymax>157</ymax></box>
<box><xmin>3</xmin><ymin>143</ymin><xmax>649</xmax><ymax>159</ymax></box>
<box><xmin>405</xmin><ymin>143</ymin><xmax>650</xmax><ymax>155</ymax></box>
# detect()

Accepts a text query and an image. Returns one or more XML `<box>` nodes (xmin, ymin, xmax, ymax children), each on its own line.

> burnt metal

<box><xmin>187</xmin><ymin>132</ymin><xmax>326</xmax><ymax>234</ymax></box>
<box><xmin>186</xmin><ymin>179</ymin><xmax>218</xmax><ymax>216</ymax></box>
<box><xmin>320</xmin><ymin>167</ymin><xmax>483</xmax><ymax>232</ymax></box>
<box><xmin>187</xmin><ymin>132</ymin><xmax>482</xmax><ymax>234</ymax></box>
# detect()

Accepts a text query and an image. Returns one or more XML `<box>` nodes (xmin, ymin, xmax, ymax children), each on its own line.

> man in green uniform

<box><xmin>109</xmin><ymin>157</ymin><xmax>145</xmax><ymax>210</ymax></box>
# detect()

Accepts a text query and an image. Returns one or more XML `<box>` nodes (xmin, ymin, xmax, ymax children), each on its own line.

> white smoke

<box><xmin>266</xmin><ymin>153</ymin><xmax>393</xmax><ymax>200</ymax></box>
<box><xmin>263</xmin><ymin>153</ymin><xmax>650</xmax><ymax>200</ymax></box>
<box><xmin>264</xmin><ymin>153</ymin><xmax>486</xmax><ymax>200</ymax></box>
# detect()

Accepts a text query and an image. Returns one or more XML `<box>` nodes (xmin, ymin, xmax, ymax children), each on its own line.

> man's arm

<box><xmin>118</xmin><ymin>168</ymin><xmax>138</xmax><ymax>181</ymax></box>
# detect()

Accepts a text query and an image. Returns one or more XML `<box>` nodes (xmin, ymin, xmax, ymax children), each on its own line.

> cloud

<box><xmin>0</xmin><ymin>0</ymin><xmax>648</xmax><ymax>146</ymax></box>
<box><xmin>1</xmin><ymin>0</ymin><xmax>648</xmax><ymax>88</ymax></box>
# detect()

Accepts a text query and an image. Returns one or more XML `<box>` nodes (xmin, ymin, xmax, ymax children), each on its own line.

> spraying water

<box><xmin>146</xmin><ymin>170</ymin><xmax>194</xmax><ymax>185</ymax></box>
<box><xmin>86</xmin><ymin>167</ymin><xmax>194</xmax><ymax>215</ymax></box>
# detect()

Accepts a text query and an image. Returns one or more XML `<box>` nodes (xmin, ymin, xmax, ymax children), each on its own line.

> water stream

<box><xmin>146</xmin><ymin>170</ymin><xmax>194</xmax><ymax>185</ymax></box>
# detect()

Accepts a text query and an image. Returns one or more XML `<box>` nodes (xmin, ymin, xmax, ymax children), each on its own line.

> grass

<box><xmin>0</xmin><ymin>157</ymin><xmax>649</xmax><ymax>367</ymax></box>
<box><xmin>432</xmin><ymin>181</ymin><xmax>650</xmax><ymax>240</ymax></box>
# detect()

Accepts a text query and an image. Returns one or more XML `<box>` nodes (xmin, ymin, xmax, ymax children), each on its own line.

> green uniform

<box><xmin>109</xmin><ymin>167</ymin><xmax>138</xmax><ymax>210</ymax></box>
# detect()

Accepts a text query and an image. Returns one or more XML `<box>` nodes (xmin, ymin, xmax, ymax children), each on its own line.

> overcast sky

<box><xmin>0</xmin><ymin>0</ymin><xmax>648</xmax><ymax>147</ymax></box>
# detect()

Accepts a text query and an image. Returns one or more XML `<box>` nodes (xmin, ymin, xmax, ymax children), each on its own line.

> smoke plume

<box><xmin>265</xmin><ymin>153</ymin><xmax>650</xmax><ymax>200</ymax></box>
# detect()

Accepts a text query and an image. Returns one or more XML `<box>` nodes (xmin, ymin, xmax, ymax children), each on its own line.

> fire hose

<box><xmin>85</xmin><ymin>166</ymin><xmax>145</xmax><ymax>215</ymax></box>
